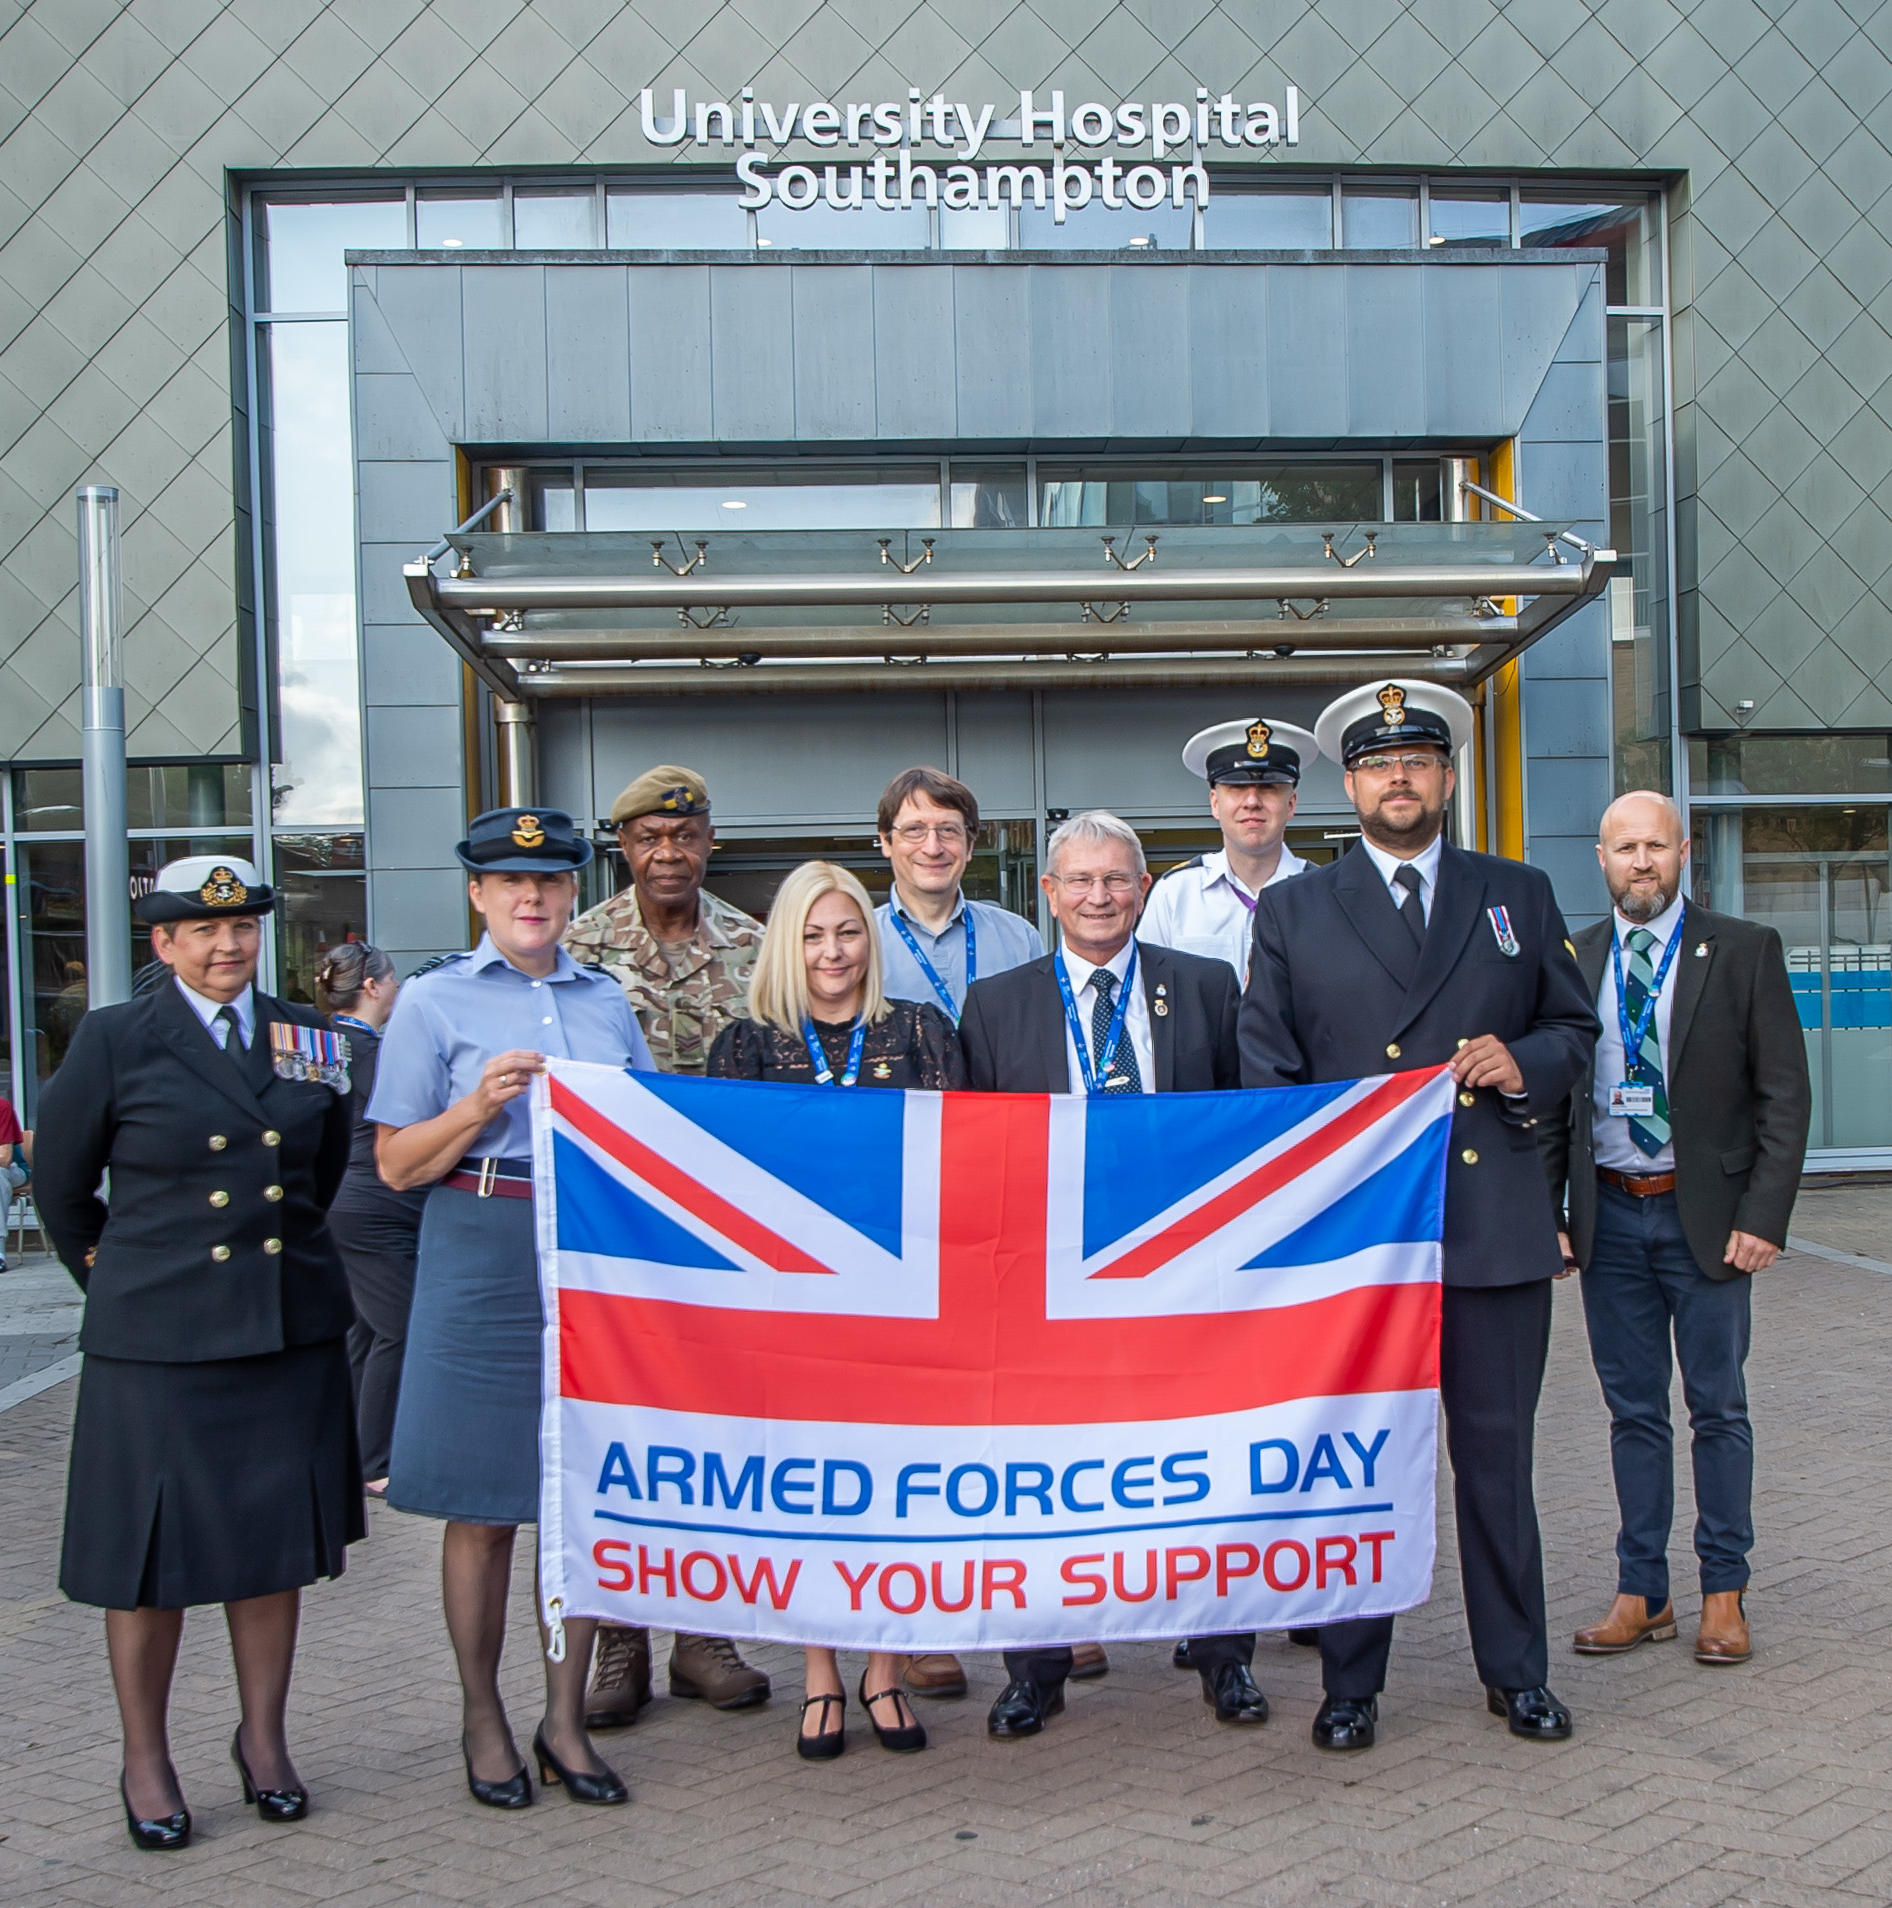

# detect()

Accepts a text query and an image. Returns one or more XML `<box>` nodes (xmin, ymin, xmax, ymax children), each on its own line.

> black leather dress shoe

<box><xmin>1311</xmin><ymin>1694</ymin><xmax>1378</xmax><ymax>1751</ymax></box>
<box><xmin>232</xmin><ymin>1729</ymin><xmax>309</xmax><ymax>1822</ymax></box>
<box><xmin>1200</xmin><ymin>1663</ymin><xmax>1270</xmax><ymax>1724</ymax></box>
<box><xmin>1486</xmin><ymin>1685</ymin><xmax>1573</xmax><ymax>1740</ymax></box>
<box><xmin>121</xmin><ymin>1776</ymin><xmax>190</xmax><ymax>1850</ymax></box>
<box><xmin>533</xmin><ymin>1727</ymin><xmax>629</xmax><ymax>1804</ymax></box>
<box><xmin>1286</xmin><ymin>1627</ymin><xmax>1320</xmax><ymax>1647</ymax></box>
<box><xmin>1172</xmin><ymin>1638</ymin><xmax>1193</xmax><ymax>1669</ymax></box>
<box><xmin>986</xmin><ymin>1679</ymin><xmax>1064</xmax><ymax>1739</ymax></box>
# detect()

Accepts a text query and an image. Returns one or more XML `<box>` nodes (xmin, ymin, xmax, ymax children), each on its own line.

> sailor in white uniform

<box><xmin>1139</xmin><ymin>717</ymin><xmax>1316</xmax><ymax>981</ymax></box>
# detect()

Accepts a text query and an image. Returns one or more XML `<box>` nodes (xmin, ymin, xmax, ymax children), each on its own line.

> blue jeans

<box><xmin>1581</xmin><ymin>1182</ymin><xmax>1754</xmax><ymax>1601</ymax></box>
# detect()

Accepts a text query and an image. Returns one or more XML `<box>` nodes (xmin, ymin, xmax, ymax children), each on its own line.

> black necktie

<box><xmin>216</xmin><ymin>1003</ymin><xmax>245</xmax><ymax>1051</ymax></box>
<box><xmin>1392</xmin><ymin>863</ymin><xmax>1426</xmax><ymax>949</ymax></box>
<box><xmin>1091</xmin><ymin>971</ymin><xmax>1142</xmax><ymax>1093</ymax></box>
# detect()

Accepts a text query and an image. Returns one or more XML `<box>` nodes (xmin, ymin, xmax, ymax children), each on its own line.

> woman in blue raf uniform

<box><xmin>369</xmin><ymin>808</ymin><xmax>653</xmax><ymax>1811</ymax></box>
<box><xmin>33</xmin><ymin>855</ymin><xmax>362</xmax><ymax>1851</ymax></box>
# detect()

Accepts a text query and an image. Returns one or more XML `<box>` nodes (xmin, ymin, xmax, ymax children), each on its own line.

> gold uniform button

<box><xmin>262</xmin><ymin>1237</ymin><xmax>283</xmax><ymax>1255</ymax></box>
<box><xmin>263</xmin><ymin>1184</ymin><xmax>284</xmax><ymax>1202</ymax></box>
<box><xmin>1461</xmin><ymin>1149</ymin><xmax>1479</xmax><ymax>1165</ymax></box>
<box><xmin>211</xmin><ymin>1244</ymin><xmax>231</xmax><ymax>1262</ymax></box>
<box><xmin>208</xmin><ymin>1190</ymin><xmax>230</xmax><ymax>1208</ymax></box>
<box><xmin>262</xmin><ymin>1129</ymin><xmax>281</xmax><ymax>1147</ymax></box>
<box><xmin>1458</xmin><ymin>1091</ymin><xmax>1476</xmax><ymax>1107</ymax></box>
<box><xmin>208</xmin><ymin>1135</ymin><xmax>227</xmax><ymax>1152</ymax></box>
<box><xmin>1385</xmin><ymin>1042</ymin><xmax>1401</xmax><ymax>1060</ymax></box>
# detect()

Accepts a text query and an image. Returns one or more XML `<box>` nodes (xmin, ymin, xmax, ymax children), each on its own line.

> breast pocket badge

<box><xmin>1486</xmin><ymin>905</ymin><xmax>1521</xmax><ymax>958</ymax></box>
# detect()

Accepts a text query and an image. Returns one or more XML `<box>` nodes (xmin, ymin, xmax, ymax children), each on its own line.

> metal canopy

<box><xmin>403</xmin><ymin>521</ymin><xmax>1615</xmax><ymax>701</ymax></box>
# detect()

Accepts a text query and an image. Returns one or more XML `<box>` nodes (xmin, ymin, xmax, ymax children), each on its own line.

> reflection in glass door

<box><xmin>1693</xmin><ymin>807</ymin><xmax>1892</xmax><ymax>1150</ymax></box>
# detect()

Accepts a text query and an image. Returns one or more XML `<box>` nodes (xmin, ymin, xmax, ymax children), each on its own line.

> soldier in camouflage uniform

<box><xmin>562</xmin><ymin>764</ymin><xmax>771</xmax><ymax>1724</ymax></box>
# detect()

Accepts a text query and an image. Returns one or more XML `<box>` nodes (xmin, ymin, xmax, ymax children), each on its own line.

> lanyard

<box><xmin>329</xmin><ymin>1014</ymin><xmax>375</xmax><ymax>1035</ymax></box>
<box><xmin>1610</xmin><ymin>922</ymin><xmax>1682</xmax><ymax>1077</ymax></box>
<box><xmin>888</xmin><ymin>904</ymin><xmax>975</xmax><ymax>1021</ymax></box>
<box><xmin>1055</xmin><ymin>943</ymin><xmax>1138</xmax><ymax>1095</ymax></box>
<box><xmin>800</xmin><ymin>1016</ymin><xmax>867</xmax><ymax>1086</ymax></box>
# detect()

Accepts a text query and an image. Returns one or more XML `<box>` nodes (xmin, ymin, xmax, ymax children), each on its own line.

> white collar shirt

<box><xmin>1359</xmin><ymin>832</ymin><xmax>1445</xmax><ymax>923</ymax></box>
<box><xmin>1139</xmin><ymin>845</ymin><xmax>1308</xmax><ymax>981</ymax></box>
<box><xmin>1055</xmin><ymin>937</ymin><xmax>1155</xmax><ymax>1096</ymax></box>
<box><xmin>176</xmin><ymin>976</ymin><xmax>256</xmax><ymax>1049</ymax></box>
<box><xmin>1592</xmin><ymin>892</ymin><xmax>1686</xmax><ymax>1173</ymax></box>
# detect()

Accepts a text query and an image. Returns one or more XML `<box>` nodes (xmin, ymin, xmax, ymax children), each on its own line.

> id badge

<box><xmin>1608</xmin><ymin>1082</ymin><xmax>1656</xmax><ymax>1117</ymax></box>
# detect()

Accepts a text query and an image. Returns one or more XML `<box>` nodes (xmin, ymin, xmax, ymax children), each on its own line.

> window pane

<box><xmin>1342</xmin><ymin>188</ymin><xmax>1419</xmax><ymax>249</ymax></box>
<box><xmin>416</xmin><ymin>188</ymin><xmax>503</xmax><ymax>250</ymax></box>
<box><xmin>1608</xmin><ymin>315</ymin><xmax>1671</xmax><ymax>794</ymax></box>
<box><xmin>1203</xmin><ymin>190</ymin><xmax>1333</xmax><ymax>247</ymax></box>
<box><xmin>1688</xmin><ymin>736</ymin><xmax>1892</xmax><ymax>797</ymax></box>
<box><xmin>272</xmin><ymin>834</ymin><xmax>368</xmax><ymax>1006</ymax></box>
<box><xmin>128</xmin><ymin>764</ymin><xmax>253</xmax><ymax>829</ymax></box>
<box><xmin>949</xmin><ymin>466</ymin><xmax>1028</xmax><ymax>527</ymax></box>
<box><xmin>514</xmin><ymin>188</ymin><xmax>597</xmax><ymax>248</ymax></box>
<box><xmin>1520</xmin><ymin>192</ymin><xmax>1657</xmax><ymax>305</ymax></box>
<box><xmin>584</xmin><ymin>465</ymin><xmax>942</xmax><ymax>532</ymax></box>
<box><xmin>13</xmin><ymin>768</ymin><xmax>82</xmax><ymax>830</ymax></box>
<box><xmin>261</xmin><ymin>196</ymin><xmax>406</xmax><ymax>312</ymax></box>
<box><xmin>265</xmin><ymin>322</ymin><xmax>364</xmax><ymax>826</ymax></box>
<box><xmin>1392</xmin><ymin>460</ymin><xmax>1442</xmax><ymax>520</ymax></box>
<box><xmin>536</xmin><ymin>479</ymin><xmax>576</xmax><ymax>531</ymax></box>
<box><xmin>606</xmin><ymin>188</ymin><xmax>750</xmax><ymax>247</ymax></box>
<box><xmin>19</xmin><ymin>839</ymin><xmax>86</xmax><ymax>1094</ymax></box>
<box><xmin>1018</xmin><ymin>198</ymin><xmax>1192</xmax><ymax>250</ymax></box>
<box><xmin>1038</xmin><ymin>464</ymin><xmax>1383</xmax><ymax>527</ymax></box>
<box><xmin>941</xmin><ymin>204</ymin><xmax>1008</xmax><ymax>249</ymax></box>
<box><xmin>1427</xmin><ymin>191</ymin><xmax>1509</xmax><ymax>248</ymax></box>
<box><xmin>756</xmin><ymin>198</ymin><xmax>929</xmax><ymax>249</ymax></box>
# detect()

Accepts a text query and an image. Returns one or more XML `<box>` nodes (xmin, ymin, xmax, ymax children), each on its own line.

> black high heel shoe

<box><xmin>796</xmin><ymin>1690</ymin><xmax>846</xmax><ymax>1760</ymax></box>
<box><xmin>858</xmin><ymin>1672</ymin><xmax>927</xmax><ymax>1752</ymax></box>
<box><xmin>462</xmin><ymin>1732</ymin><xmax>532</xmax><ymax>1809</ymax></box>
<box><xmin>532</xmin><ymin>1727</ymin><xmax>628</xmax><ymax>1805</ymax></box>
<box><xmin>232</xmin><ymin>1728</ymin><xmax>309</xmax><ymax>1822</ymax></box>
<box><xmin>120</xmin><ymin>1774</ymin><xmax>190</xmax><ymax>1850</ymax></box>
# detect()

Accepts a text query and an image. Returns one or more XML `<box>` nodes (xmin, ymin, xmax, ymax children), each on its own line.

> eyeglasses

<box><xmin>888</xmin><ymin>822</ymin><xmax>970</xmax><ymax>846</ymax></box>
<box><xmin>1351</xmin><ymin>752</ymin><xmax>1448</xmax><ymax>775</ymax></box>
<box><xmin>1049</xmin><ymin>873</ymin><xmax>1142</xmax><ymax>896</ymax></box>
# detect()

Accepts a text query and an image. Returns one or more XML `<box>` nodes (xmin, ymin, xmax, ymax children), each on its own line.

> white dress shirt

<box><xmin>1139</xmin><ymin>846</ymin><xmax>1308</xmax><ymax>981</ymax></box>
<box><xmin>1593</xmin><ymin>892</ymin><xmax>1685</xmax><ymax>1173</ymax></box>
<box><xmin>1056</xmin><ymin>937</ymin><xmax>1156</xmax><ymax>1095</ymax></box>
<box><xmin>1358</xmin><ymin>832</ymin><xmax>1444</xmax><ymax>923</ymax></box>
<box><xmin>175</xmin><ymin>976</ymin><xmax>256</xmax><ymax>1049</ymax></box>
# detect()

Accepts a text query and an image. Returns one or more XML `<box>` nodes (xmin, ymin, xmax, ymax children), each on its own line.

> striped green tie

<box><xmin>1623</xmin><ymin>927</ymin><xmax>1671</xmax><ymax>1157</ymax></box>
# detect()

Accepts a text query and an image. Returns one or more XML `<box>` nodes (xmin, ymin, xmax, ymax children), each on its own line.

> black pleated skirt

<box><xmin>60</xmin><ymin>1340</ymin><xmax>365</xmax><ymax>1610</ymax></box>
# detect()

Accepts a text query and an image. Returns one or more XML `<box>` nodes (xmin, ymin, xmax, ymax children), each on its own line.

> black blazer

<box><xmin>1538</xmin><ymin>902</ymin><xmax>1811</xmax><ymax>1280</ymax></box>
<box><xmin>959</xmin><ymin>942</ymin><xmax>1240</xmax><ymax>1093</ymax></box>
<box><xmin>32</xmin><ymin>980</ymin><xmax>355</xmax><ymax>1362</ymax></box>
<box><xmin>1240</xmin><ymin>840</ymin><xmax>1599</xmax><ymax>1287</ymax></box>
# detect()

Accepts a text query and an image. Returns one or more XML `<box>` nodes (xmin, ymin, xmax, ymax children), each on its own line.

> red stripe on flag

<box><xmin>1088</xmin><ymin>1065</ymin><xmax>1450</xmax><ymax>1280</ymax></box>
<box><xmin>549</xmin><ymin>1075</ymin><xmax>834</xmax><ymax>1276</ymax></box>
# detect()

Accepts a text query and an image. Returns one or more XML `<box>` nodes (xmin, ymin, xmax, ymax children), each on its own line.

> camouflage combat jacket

<box><xmin>561</xmin><ymin>885</ymin><xmax>763</xmax><ymax>1074</ymax></box>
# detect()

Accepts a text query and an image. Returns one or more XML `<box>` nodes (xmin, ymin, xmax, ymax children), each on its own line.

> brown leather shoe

<box><xmin>585</xmin><ymin>1623</ymin><xmax>652</xmax><ymax>1728</ymax></box>
<box><xmin>903</xmin><ymin>1652</ymin><xmax>968</xmax><ymax>1699</ymax></box>
<box><xmin>1695</xmin><ymin>1592</ymin><xmax>1751</xmax><ymax>1664</ymax></box>
<box><xmin>669</xmin><ymin>1632</ymin><xmax>771</xmax><ymax>1708</ymax></box>
<box><xmin>1069</xmin><ymin>1642</ymin><xmax>1109</xmax><ymax>1680</ymax></box>
<box><xmin>1572</xmin><ymin>1594</ymin><xmax>1677</xmax><ymax>1655</ymax></box>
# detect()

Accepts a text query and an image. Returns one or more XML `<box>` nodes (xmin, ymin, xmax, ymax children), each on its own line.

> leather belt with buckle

<box><xmin>442</xmin><ymin>1155</ymin><xmax>533</xmax><ymax>1200</ymax></box>
<box><xmin>1599</xmin><ymin>1166</ymin><xmax>1677</xmax><ymax>1197</ymax></box>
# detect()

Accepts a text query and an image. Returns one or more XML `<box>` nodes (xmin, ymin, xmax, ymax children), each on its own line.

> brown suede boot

<box><xmin>1070</xmin><ymin>1642</ymin><xmax>1109</xmax><ymax>1680</ymax></box>
<box><xmin>1695</xmin><ymin>1592</ymin><xmax>1751</xmax><ymax>1664</ymax></box>
<box><xmin>1573</xmin><ymin>1594</ymin><xmax>1677</xmax><ymax>1654</ymax></box>
<box><xmin>669</xmin><ymin>1632</ymin><xmax>771</xmax><ymax>1708</ymax></box>
<box><xmin>585</xmin><ymin>1624</ymin><xmax>652</xmax><ymax>1728</ymax></box>
<box><xmin>903</xmin><ymin>1653</ymin><xmax>969</xmax><ymax>1699</ymax></box>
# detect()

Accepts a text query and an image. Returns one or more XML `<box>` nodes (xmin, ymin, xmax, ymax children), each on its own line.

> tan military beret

<box><xmin>611</xmin><ymin>764</ymin><xmax>711</xmax><ymax>826</ymax></box>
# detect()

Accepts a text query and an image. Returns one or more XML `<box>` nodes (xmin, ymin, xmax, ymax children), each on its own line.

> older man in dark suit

<box><xmin>1240</xmin><ymin>680</ymin><xmax>1599</xmax><ymax>1752</ymax></box>
<box><xmin>1540</xmin><ymin>792</ymin><xmax>1810</xmax><ymax>1668</ymax></box>
<box><xmin>959</xmin><ymin>809</ymin><xmax>1264</xmax><ymax>1742</ymax></box>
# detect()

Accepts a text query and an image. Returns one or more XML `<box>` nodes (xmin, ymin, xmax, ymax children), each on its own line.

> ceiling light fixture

<box><xmin>721</xmin><ymin>499</ymin><xmax>747</xmax><ymax>509</ymax></box>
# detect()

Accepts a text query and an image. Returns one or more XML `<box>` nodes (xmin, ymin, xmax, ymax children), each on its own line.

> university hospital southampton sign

<box><xmin>640</xmin><ymin>87</ymin><xmax>1305</xmax><ymax>222</ymax></box>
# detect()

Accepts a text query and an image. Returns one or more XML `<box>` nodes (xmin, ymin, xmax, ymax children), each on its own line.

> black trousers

<box><xmin>1320</xmin><ymin>1277</ymin><xmax>1553</xmax><ymax>1700</ymax></box>
<box><xmin>336</xmin><ymin>1234</ymin><xmax>418</xmax><ymax>1481</ymax></box>
<box><xmin>1003</xmin><ymin>1633</ymin><xmax>1254</xmax><ymax>1690</ymax></box>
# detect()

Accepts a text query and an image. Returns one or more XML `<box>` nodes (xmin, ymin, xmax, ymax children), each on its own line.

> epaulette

<box><xmin>405</xmin><ymin>950</ymin><xmax>469</xmax><ymax>979</ymax></box>
<box><xmin>1161</xmin><ymin>856</ymin><xmax>1206</xmax><ymax>877</ymax></box>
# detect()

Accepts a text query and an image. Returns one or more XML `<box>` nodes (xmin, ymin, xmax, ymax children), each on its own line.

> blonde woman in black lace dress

<box><xmin>707</xmin><ymin>860</ymin><xmax>965</xmax><ymax>1761</ymax></box>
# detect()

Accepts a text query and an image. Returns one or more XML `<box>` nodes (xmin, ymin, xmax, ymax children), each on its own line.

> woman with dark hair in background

<box><xmin>318</xmin><ymin>942</ymin><xmax>422</xmax><ymax>1497</ymax></box>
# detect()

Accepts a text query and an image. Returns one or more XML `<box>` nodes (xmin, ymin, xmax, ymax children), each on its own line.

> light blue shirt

<box><xmin>366</xmin><ymin>934</ymin><xmax>653</xmax><ymax>1159</ymax></box>
<box><xmin>875</xmin><ymin>890</ymin><xmax>1045</xmax><ymax>1016</ymax></box>
<box><xmin>176</xmin><ymin>976</ymin><xmax>255</xmax><ymax>1049</ymax></box>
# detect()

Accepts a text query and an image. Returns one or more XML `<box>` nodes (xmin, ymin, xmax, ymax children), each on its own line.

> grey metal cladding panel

<box><xmin>1421</xmin><ymin>266</ymin><xmax>1504</xmax><ymax>437</ymax></box>
<box><xmin>1515</xmin><ymin>441</ymin><xmax>1609</xmax><ymax>522</ymax></box>
<box><xmin>547</xmin><ymin>267</ymin><xmax>630</xmax><ymax>442</ymax></box>
<box><xmin>353</xmin><ymin>371</ymin><xmax>451</xmax><ymax>462</ymax></box>
<box><xmin>366</xmin><ymin>705</ymin><xmax>464</xmax><ymax>789</ymax></box>
<box><xmin>1185</xmin><ymin>267</ymin><xmax>1269</xmax><ymax>436</ymax></box>
<box><xmin>1520</xmin><ymin>359</ymin><xmax>1606</xmax><ymax>443</ymax></box>
<box><xmin>362</xmin><ymin>623</ymin><xmax>463</xmax><ymax>706</ymax></box>
<box><xmin>1108</xmin><ymin>265</ymin><xmax>1189</xmax><ymax>439</ymax></box>
<box><xmin>1499</xmin><ymin>265</ymin><xmax>1597</xmax><ymax>429</ymax></box>
<box><xmin>351</xmin><ymin>289</ymin><xmax>408</xmax><ymax>377</ymax></box>
<box><xmin>790</xmin><ymin>266</ymin><xmax>876</xmax><ymax>440</ymax></box>
<box><xmin>358</xmin><ymin>460</ymin><xmax>455</xmax><ymax>545</ymax></box>
<box><xmin>872</xmin><ymin>267</ymin><xmax>956</xmax><ymax>440</ymax></box>
<box><xmin>537</xmin><ymin>701</ymin><xmax>592</xmax><ymax>821</ymax></box>
<box><xmin>463</xmin><ymin>266</ymin><xmax>548</xmax><ymax>442</ymax></box>
<box><xmin>360</xmin><ymin>541</ymin><xmax>429</xmax><ymax>626</ymax></box>
<box><xmin>1527</xmin><ymin>831</ymin><xmax>1609</xmax><ymax>925</ymax></box>
<box><xmin>1525</xmin><ymin>752</ymin><xmax>1615</xmax><ymax>837</ymax></box>
<box><xmin>371</xmin><ymin>868</ymin><xmax>471</xmax><ymax>960</ymax></box>
<box><xmin>363</xmin><ymin>269</ymin><xmax>465</xmax><ymax>438</ymax></box>
<box><xmin>710</xmin><ymin>266</ymin><xmax>794</xmax><ymax>441</ymax></box>
<box><xmin>1525</xmin><ymin>609</ymin><xmax>1610</xmax><ymax>679</ymax></box>
<box><xmin>951</xmin><ymin>692</ymin><xmax>1038</xmax><ymax>815</ymax></box>
<box><xmin>628</xmin><ymin>268</ymin><xmax>713</xmax><ymax>442</ymax></box>
<box><xmin>1522</xmin><ymin>671</ymin><xmax>1612</xmax><ymax>757</ymax></box>
<box><xmin>1266</xmin><ymin>268</ymin><xmax>1347</xmax><ymax>438</ymax></box>
<box><xmin>954</xmin><ymin>268</ymin><xmax>1033</xmax><ymax>438</ymax></box>
<box><xmin>1344</xmin><ymin>266</ymin><xmax>1424</xmax><ymax>438</ymax></box>
<box><xmin>1029</xmin><ymin>266</ymin><xmax>1104</xmax><ymax>437</ymax></box>
<box><xmin>368</xmin><ymin>783</ymin><xmax>469</xmax><ymax>869</ymax></box>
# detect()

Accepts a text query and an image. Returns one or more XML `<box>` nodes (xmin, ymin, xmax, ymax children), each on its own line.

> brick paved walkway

<box><xmin>3</xmin><ymin>1200</ymin><xmax>1891</xmax><ymax>1906</ymax></box>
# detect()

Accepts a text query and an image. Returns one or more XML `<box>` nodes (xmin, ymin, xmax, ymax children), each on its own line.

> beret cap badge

<box><xmin>198</xmin><ymin>866</ymin><xmax>248</xmax><ymax>907</ymax></box>
<box><xmin>658</xmin><ymin>785</ymin><xmax>693</xmax><ymax>813</ymax></box>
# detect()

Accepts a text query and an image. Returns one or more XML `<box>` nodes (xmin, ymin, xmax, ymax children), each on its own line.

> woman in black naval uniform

<box><xmin>33</xmin><ymin>855</ymin><xmax>362</xmax><ymax>1850</ymax></box>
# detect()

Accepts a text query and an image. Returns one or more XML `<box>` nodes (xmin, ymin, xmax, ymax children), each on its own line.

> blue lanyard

<box><xmin>888</xmin><ymin>903</ymin><xmax>975</xmax><ymax>1021</ymax></box>
<box><xmin>1610</xmin><ymin>922</ymin><xmax>1682</xmax><ymax>1077</ymax></box>
<box><xmin>800</xmin><ymin>1016</ymin><xmax>867</xmax><ymax>1086</ymax></box>
<box><xmin>1055</xmin><ymin>944</ymin><xmax>1138</xmax><ymax>1095</ymax></box>
<box><xmin>329</xmin><ymin>1014</ymin><xmax>374</xmax><ymax>1035</ymax></box>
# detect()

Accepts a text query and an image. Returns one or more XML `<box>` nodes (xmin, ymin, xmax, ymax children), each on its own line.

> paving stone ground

<box><xmin>2</xmin><ymin>1191</ymin><xmax>1891</xmax><ymax>1906</ymax></box>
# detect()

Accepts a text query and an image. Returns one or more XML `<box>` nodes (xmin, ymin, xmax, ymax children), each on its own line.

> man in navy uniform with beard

<box><xmin>1239</xmin><ymin>680</ymin><xmax>1598</xmax><ymax>1753</ymax></box>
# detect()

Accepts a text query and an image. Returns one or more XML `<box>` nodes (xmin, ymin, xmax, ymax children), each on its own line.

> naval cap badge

<box><xmin>199</xmin><ymin>865</ymin><xmax>248</xmax><ymax>907</ymax></box>
<box><xmin>1245</xmin><ymin>720</ymin><xmax>1272</xmax><ymax>759</ymax></box>
<box><xmin>1377</xmin><ymin>682</ymin><xmax>1407</xmax><ymax>727</ymax></box>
